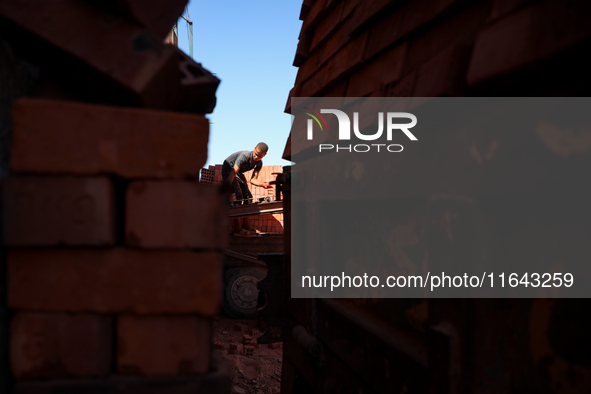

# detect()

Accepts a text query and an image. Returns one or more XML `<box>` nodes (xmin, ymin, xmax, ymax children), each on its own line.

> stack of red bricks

<box><xmin>0</xmin><ymin>0</ymin><xmax>229</xmax><ymax>393</ymax></box>
<box><xmin>280</xmin><ymin>0</ymin><xmax>591</xmax><ymax>393</ymax></box>
<box><xmin>285</xmin><ymin>0</ymin><xmax>591</xmax><ymax>121</ymax></box>
<box><xmin>200</xmin><ymin>164</ymin><xmax>224</xmax><ymax>184</ymax></box>
<box><xmin>201</xmin><ymin>165</ymin><xmax>284</xmax><ymax>234</ymax></box>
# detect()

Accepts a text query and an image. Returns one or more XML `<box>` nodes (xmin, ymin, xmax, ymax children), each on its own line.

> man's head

<box><xmin>253</xmin><ymin>142</ymin><xmax>268</xmax><ymax>162</ymax></box>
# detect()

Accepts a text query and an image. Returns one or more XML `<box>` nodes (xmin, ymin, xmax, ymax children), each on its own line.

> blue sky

<box><xmin>176</xmin><ymin>1</ymin><xmax>302</xmax><ymax>167</ymax></box>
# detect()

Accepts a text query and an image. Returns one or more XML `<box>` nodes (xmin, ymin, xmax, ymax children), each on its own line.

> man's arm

<box><xmin>227</xmin><ymin>164</ymin><xmax>240</xmax><ymax>184</ymax></box>
<box><xmin>250</xmin><ymin>168</ymin><xmax>273</xmax><ymax>188</ymax></box>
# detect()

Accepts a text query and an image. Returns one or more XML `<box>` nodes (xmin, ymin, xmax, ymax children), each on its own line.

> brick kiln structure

<box><xmin>0</xmin><ymin>0</ymin><xmax>229</xmax><ymax>393</ymax></box>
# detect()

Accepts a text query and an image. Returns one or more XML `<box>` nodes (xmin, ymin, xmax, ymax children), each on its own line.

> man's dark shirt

<box><xmin>222</xmin><ymin>150</ymin><xmax>262</xmax><ymax>175</ymax></box>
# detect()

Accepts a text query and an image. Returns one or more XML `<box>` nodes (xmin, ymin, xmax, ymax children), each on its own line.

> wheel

<box><xmin>222</xmin><ymin>267</ymin><xmax>267</xmax><ymax>319</ymax></box>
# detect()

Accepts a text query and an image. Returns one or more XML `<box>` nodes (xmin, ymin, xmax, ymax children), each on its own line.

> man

<box><xmin>223</xmin><ymin>142</ymin><xmax>273</xmax><ymax>236</ymax></box>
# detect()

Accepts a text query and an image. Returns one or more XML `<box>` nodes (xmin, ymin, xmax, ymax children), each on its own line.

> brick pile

<box><xmin>201</xmin><ymin>165</ymin><xmax>285</xmax><ymax>234</ymax></box>
<box><xmin>280</xmin><ymin>1</ymin><xmax>591</xmax><ymax>393</ymax></box>
<box><xmin>283</xmin><ymin>0</ymin><xmax>591</xmax><ymax>159</ymax></box>
<box><xmin>0</xmin><ymin>1</ymin><xmax>229</xmax><ymax>393</ymax></box>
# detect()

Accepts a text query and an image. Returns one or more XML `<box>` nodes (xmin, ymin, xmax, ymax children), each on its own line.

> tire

<box><xmin>222</xmin><ymin>267</ymin><xmax>267</xmax><ymax>319</ymax></box>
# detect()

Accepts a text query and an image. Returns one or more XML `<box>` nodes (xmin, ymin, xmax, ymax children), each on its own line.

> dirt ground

<box><xmin>214</xmin><ymin>316</ymin><xmax>283</xmax><ymax>394</ymax></box>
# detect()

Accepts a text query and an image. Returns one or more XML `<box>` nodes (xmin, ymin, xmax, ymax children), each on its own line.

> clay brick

<box><xmin>346</xmin><ymin>42</ymin><xmax>407</xmax><ymax>96</ymax></box>
<box><xmin>13</xmin><ymin>359</ymin><xmax>231</xmax><ymax>393</ymax></box>
<box><xmin>10</xmin><ymin>98</ymin><xmax>209</xmax><ymax>178</ymax></box>
<box><xmin>292</xmin><ymin>52</ymin><xmax>321</xmax><ymax>87</ymax></box>
<box><xmin>214</xmin><ymin>342</ymin><xmax>224</xmax><ymax>350</ymax></box>
<box><xmin>328</xmin><ymin>30</ymin><xmax>369</xmax><ymax>85</ymax></box>
<box><xmin>176</xmin><ymin>48</ymin><xmax>220</xmax><ymax>114</ymax></box>
<box><xmin>284</xmin><ymin>85</ymin><xmax>301</xmax><ymax>114</ymax></box>
<box><xmin>301</xmin><ymin>0</ymin><xmax>328</xmax><ymax>33</ymax></box>
<box><xmin>319</xmin><ymin>18</ymin><xmax>356</xmax><ymax>66</ymax></box>
<box><xmin>98</xmin><ymin>0</ymin><xmax>188</xmax><ymax>39</ymax></box>
<box><xmin>2</xmin><ymin>176</ymin><xmax>115</xmax><ymax>247</ymax></box>
<box><xmin>299</xmin><ymin>0</ymin><xmax>313</xmax><ymax>21</ymax></box>
<box><xmin>244</xmin><ymin>346</ymin><xmax>254</xmax><ymax>356</ymax></box>
<box><xmin>282</xmin><ymin>134</ymin><xmax>292</xmax><ymax>161</ymax></box>
<box><xmin>8</xmin><ymin>249</ymin><xmax>222</xmax><ymax>315</ymax></box>
<box><xmin>310</xmin><ymin>2</ymin><xmax>345</xmax><ymax>53</ymax></box>
<box><xmin>325</xmin><ymin>80</ymin><xmax>349</xmax><ymax>97</ymax></box>
<box><xmin>402</xmin><ymin>0</ymin><xmax>489</xmax><ymax>74</ymax></box>
<box><xmin>348</xmin><ymin>0</ymin><xmax>395</xmax><ymax>35</ymax></box>
<box><xmin>384</xmin><ymin>70</ymin><xmax>417</xmax><ymax>97</ymax></box>
<box><xmin>235</xmin><ymin>344</ymin><xmax>244</xmax><ymax>355</ymax></box>
<box><xmin>299</xmin><ymin>65</ymin><xmax>329</xmax><ymax>97</ymax></box>
<box><xmin>488</xmin><ymin>0</ymin><xmax>535</xmax><ymax>23</ymax></box>
<box><xmin>0</xmin><ymin>0</ymin><xmax>181</xmax><ymax>108</ymax></box>
<box><xmin>118</xmin><ymin>315</ymin><xmax>210</xmax><ymax>376</ymax></box>
<box><xmin>126</xmin><ymin>181</ymin><xmax>227</xmax><ymax>249</ymax></box>
<box><xmin>268</xmin><ymin>343</ymin><xmax>281</xmax><ymax>350</ymax></box>
<box><xmin>363</xmin><ymin>0</ymin><xmax>461</xmax><ymax>61</ymax></box>
<box><xmin>233</xmin><ymin>323</ymin><xmax>245</xmax><ymax>332</ymax></box>
<box><xmin>242</xmin><ymin>335</ymin><xmax>252</xmax><ymax>343</ymax></box>
<box><xmin>293</xmin><ymin>30</ymin><xmax>314</xmax><ymax>67</ymax></box>
<box><xmin>413</xmin><ymin>44</ymin><xmax>472</xmax><ymax>97</ymax></box>
<box><xmin>11</xmin><ymin>312</ymin><xmax>112</xmax><ymax>379</ymax></box>
<box><xmin>467</xmin><ymin>0</ymin><xmax>591</xmax><ymax>86</ymax></box>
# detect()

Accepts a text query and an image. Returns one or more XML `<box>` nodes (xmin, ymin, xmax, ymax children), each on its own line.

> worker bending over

<box><xmin>222</xmin><ymin>142</ymin><xmax>273</xmax><ymax>237</ymax></box>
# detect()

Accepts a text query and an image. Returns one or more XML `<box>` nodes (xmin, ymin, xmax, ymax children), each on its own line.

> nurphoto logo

<box><xmin>304</xmin><ymin>108</ymin><xmax>418</xmax><ymax>153</ymax></box>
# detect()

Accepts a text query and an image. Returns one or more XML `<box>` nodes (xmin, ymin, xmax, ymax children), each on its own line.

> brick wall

<box><xmin>0</xmin><ymin>1</ymin><xmax>229</xmax><ymax>393</ymax></box>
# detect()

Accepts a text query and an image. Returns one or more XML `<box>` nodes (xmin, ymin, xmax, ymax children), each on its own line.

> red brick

<box><xmin>176</xmin><ymin>48</ymin><xmax>220</xmax><ymax>114</ymax></box>
<box><xmin>349</xmin><ymin>0</ymin><xmax>397</xmax><ymax>36</ymax></box>
<box><xmin>99</xmin><ymin>0</ymin><xmax>188</xmax><ymax>39</ymax></box>
<box><xmin>402</xmin><ymin>0</ymin><xmax>490</xmax><ymax>74</ymax></box>
<box><xmin>294</xmin><ymin>48</ymin><xmax>323</xmax><ymax>87</ymax></box>
<box><xmin>3</xmin><ymin>176</ymin><xmax>115</xmax><ymax>247</ymax></box>
<box><xmin>0</xmin><ymin>0</ymin><xmax>181</xmax><ymax>108</ymax></box>
<box><xmin>346</xmin><ymin>42</ymin><xmax>407</xmax><ymax>96</ymax></box>
<box><xmin>319</xmin><ymin>17</ymin><xmax>357</xmax><ymax>66</ymax></box>
<box><xmin>299</xmin><ymin>0</ymin><xmax>313</xmax><ymax>21</ymax></box>
<box><xmin>118</xmin><ymin>315</ymin><xmax>211</xmax><ymax>376</ymax></box>
<box><xmin>363</xmin><ymin>0</ymin><xmax>462</xmax><ymax>62</ymax></box>
<box><xmin>324</xmin><ymin>31</ymin><xmax>369</xmax><ymax>88</ymax></box>
<box><xmin>299</xmin><ymin>65</ymin><xmax>330</xmax><ymax>97</ymax></box>
<box><xmin>13</xmin><ymin>370</ymin><xmax>231</xmax><ymax>393</ymax></box>
<box><xmin>467</xmin><ymin>0</ymin><xmax>591</xmax><ymax>86</ymax></box>
<box><xmin>325</xmin><ymin>80</ymin><xmax>348</xmax><ymax>97</ymax></box>
<box><xmin>488</xmin><ymin>0</ymin><xmax>534</xmax><ymax>23</ymax></box>
<box><xmin>10</xmin><ymin>98</ymin><xmax>209</xmax><ymax>178</ymax></box>
<box><xmin>284</xmin><ymin>85</ymin><xmax>301</xmax><ymax>114</ymax></box>
<box><xmin>301</xmin><ymin>0</ymin><xmax>328</xmax><ymax>33</ymax></box>
<box><xmin>126</xmin><ymin>181</ymin><xmax>227</xmax><ymax>249</ymax></box>
<box><xmin>282</xmin><ymin>134</ymin><xmax>292</xmax><ymax>161</ymax></box>
<box><xmin>310</xmin><ymin>2</ymin><xmax>345</xmax><ymax>53</ymax></box>
<box><xmin>293</xmin><ymin>30</ymin><xmax>314</xmax><ymax>67</ymax></box>
<box><xmin>412</xmin><ymin>44</ymin><xmax>472</xmax><ymax>97</ymax></box>
<box><xmin>244</xmin><ymin>346</ymin><xmax>254</xmax><ymax>356</ymax></box>
<box><xmin>8</xmin><ymin>249</ymin><xmax>222</xmax><ymax>315</ymax></box>
<box><xmin>10</xmin><ymin>312</ymin><xmax>112</xmax><ymax>379</ymax></box>
<box><xmin>384</xmin><ymin>70</ymin><xmax>417</xmax><ymax>97</ymax></box>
